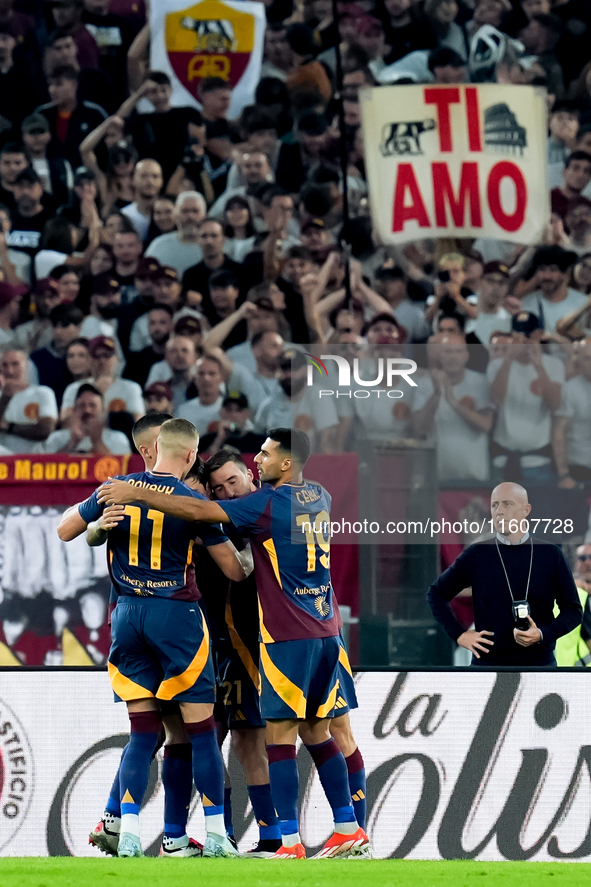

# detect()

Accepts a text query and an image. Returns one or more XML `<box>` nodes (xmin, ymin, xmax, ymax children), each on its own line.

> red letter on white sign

<box><xmin>392</xmin><ymin>163</ymin><xmax>430</xmax><ymax>232</ymax></box>
<box><xmin>424</xmin><ymin>87</ymin><xmax>460</xmax><ymax>152</ymax></box>
<box><xmin>487</xmin><ymin>161</ymin><xmax>527</xmax><ymax>232</ymax></box>
<box><xmin>432</xmin><ymin>162</ymin><xmax>482</xmax><ymax>228</ymax></box>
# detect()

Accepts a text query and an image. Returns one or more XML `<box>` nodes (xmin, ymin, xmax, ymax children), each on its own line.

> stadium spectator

<box><xmin>145</xmin><ymin>191</ymin><xmax>206</xmax><ymax>275</ymax></box>
<box><xmin>120</xmin><ymin>159</ymin><xmax>164</xmax><ymax>241</ymax></box>
<box><xmin>44</xmin><ymin>382</ymin><xmax>131</xmax><ymax>454</ymax></box>
<box><xmin>123</xmin><ymin>304</ymin><xmax>173</xmax><ymax>389</ymax></box>
<box><xmin>488</xmin><ymin>311</ymin><xmax>564</xmax><ymax>483</ymax></box>
<box><xmin>60</xmin><ymin>334</ymin><xmax>143</xmax><ymax>422</ymax></box>
<box><xmin>182</xmin><ymin>218</ymin><xmax>243</xmax><ymax>304</ymax></box>
<box><xmin>0</xmin><ymin>348</ymin><xmax>58</xmax><ymax>452</ymax></box>
<box><xmin>551</xmin><ymin>151</ymin><xmax>591</xmax><ymax>219</ymax></box>
<box><xmin>553</xmin><ymin>340</ymin><xmax>591</xmax><ymax>486</ymax></box>
<box><xmin>412</xmin><ymin>336</ymin><xmax>493</xmax><ymax>482</ymax></box>
<box><xmin>143</xmin><ymin>380</ymin><xmax>174</xmax><ymax>415</ymax></box>
<box><xmin>30</xmin><ymin>303</ymin><xmax>84</xmax><ymax>404</ymax></box>
<box><xmin>144</xmin><ymin>334</ymin><xmax>198</xmax><ymax>410</ymax></box>
<box><xmin>198</xmin><ymin>392</ymin><xmax>266</xmax><ymax>455</ymax></box>
<box><xmin>35</xmin><ymin>64</ymin><xmax>107</xmax><ymax>168</ymax></box>
<box><xmin>373</xmin><ymin>264</ymin><xmax>429</xmax><ymax>342</ymax></box>
<box><xmin>9</xmin><ymin>168</ymin><xmax>52</xmax><ymax>260</ymax></box>
<box><xmin>254</xmin><ymin>348</ymin><xmax>339</xmax><ymax>450</ymax></box>
<box><xmin>176</xmin><ymin>353</ymin><xmax>224</xmax><ymax>434</ymax></box>
<box><xmin>464</xmin><ymin>261</ymin><xmax>513</xmax><ymax>344</ymax></box>
<box><xmin>519</xmin><ymin>245</ymin><xmax>587</xmax><ymax>332</ymax></box>
<box><xmin>0</xmin><ymin>280</ymin><xmax>23</xmax><ymax>350</ymax></box>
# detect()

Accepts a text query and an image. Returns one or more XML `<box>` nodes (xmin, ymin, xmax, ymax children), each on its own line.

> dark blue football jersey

<box><xmin>79</xmin><ymin>470</ymin><xmax>228</xmax><ymax>602</ymax></box>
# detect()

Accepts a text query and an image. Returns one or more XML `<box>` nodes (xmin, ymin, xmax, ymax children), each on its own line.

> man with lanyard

<box><xmin>427</xmin><ymin>482</ymin><xmax>582</xmax><ymax>666</ymax></box>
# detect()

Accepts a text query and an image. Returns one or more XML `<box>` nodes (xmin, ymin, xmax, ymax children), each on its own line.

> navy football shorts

<box><xmin>259</xmin><ymin>635</ymin><xmax>348</xmax><ymax>720</ymax></box>
<box><xmin>108</xmin><ymin>596</ymin><xmax>215</xmax><ymax>704</ymax></box>
<box><xmin>213</xmin><ymin>641</ymin><xmax>265</xmax><ymax>730</ymax></box>
<box><xmin>335</xmin><ymin>634</ymin><xmax>357</xmax><ymax>714</ymax></box>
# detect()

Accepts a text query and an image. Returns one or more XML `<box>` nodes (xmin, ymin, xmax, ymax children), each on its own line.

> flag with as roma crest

<box><xmin>150</xmin><ymin>0</ymin><xmax>266</xmax><ymax>118</ymax></box>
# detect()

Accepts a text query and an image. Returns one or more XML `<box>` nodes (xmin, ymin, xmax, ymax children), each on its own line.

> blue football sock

<box><xmin>120</xmin><ymin>712</ymin><xmax>162</xmax><ymax>818</ymax></box>
<box><xmin>306</xmin><ymin>739</ymin><xmax>356</xmax><ymax>827</ymax></box>
<box><xmin>346</xmin><ymin>749</ymin><xmax>367</xmax><ymax>830</ymax></box>
<box><xmin>185</xmin><ymin>717</ymin><xmax>224</xmax><ymax>824</ymax></box>
<box><xmin>162</xmin><ymin>743</ymin><xmax>193</xmax><ymax>839</ymax></box>
<box><xmin>105</xmin><ymin>743</ymin><xmax>128</xmax><ymax>817</ymax></box>
<box><xmin>248</xmin><ymin>783</ymin><xmax>281</xmax><ymax>841</ymax></box>
<box><xmin>267</xmin><ymin>744</ymin><xmax>299</xmax><ymax>840</ymax></box>
<box><xmin>224</xmin><ymin>786</ymin><xmax>234</xmax><ymax>836</ymax></box>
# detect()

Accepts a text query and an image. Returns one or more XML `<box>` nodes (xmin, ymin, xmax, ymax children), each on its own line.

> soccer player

<box><xmin>58</xmin><ymin>413</ymin><xmax>202</xmax><ymax>858</ymax></box>
<box><xmin>202</xmin><ymin>447</ymin><xmax>367</xmax><ymax>841</ymax></box>
<box><xmin>190</xmin><ymin>448</ymin><xmax>281</xmax><ymax>856</ymax></box>
<box><xmin>98</xmin><ymin>428</ymin><xmax>370</xmax><ymax>859</ymax></box>
<box><xmin>78</xmin><ymin>418</ymin><xmax>247</xmax><ymax>858</ymax></box>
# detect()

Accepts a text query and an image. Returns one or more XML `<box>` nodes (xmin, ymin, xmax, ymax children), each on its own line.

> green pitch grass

<box><xmin>0</xmin><ymin>858</ymin><xmax>587</xmax><ymax>887</ymax></box>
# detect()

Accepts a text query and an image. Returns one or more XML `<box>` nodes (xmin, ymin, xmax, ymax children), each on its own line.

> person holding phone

<box><xmin>425</xmin><ymin>252</ymin><xmax>479</xmax><ymax>329</ymax></box>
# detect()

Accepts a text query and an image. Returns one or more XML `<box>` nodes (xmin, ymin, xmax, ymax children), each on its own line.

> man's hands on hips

<box><xmin>514</xmin><ymin>615</ymin><xmax>542</xmax><ymax>646</ymax></box>
<box><xmin>457</xmin><ymin>629</ymin><xmax>494</xmax><ymax>658</ymax></box>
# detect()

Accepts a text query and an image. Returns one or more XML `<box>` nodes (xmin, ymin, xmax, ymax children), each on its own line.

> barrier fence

<box><xmin>1</xmin><ymin>669</ymin><xmax>589</xmax><ymax>860</ymax></box>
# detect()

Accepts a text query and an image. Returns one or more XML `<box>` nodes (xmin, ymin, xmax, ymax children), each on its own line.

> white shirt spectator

<box><xmin>0</xmin><ymin>385</ymin><xmax>58</xmax><ymax>453</ymax></box>
<box><xmin>34</xmin><ymin>249</ymin><xmax>68</xmax><ymax>279</ymax></box>
<box><xmin>224</xmin><ymin>236</ymin><xmax>256</xmax><ymax>264</ymax></box>
<box><xmin>61</xmin><ymin>378</ymin><xmax>144</xmax><ymax>417</ymax></box>
<box><xmin>176</xmin><ymin>395</ymin><xmax>224</xmax><ymax>435</ymax></box>
<box><xmin>465</xmin><ymin>307</ymin><xmax>512</xmax><ymax>344</ymax></box>
<box><xmin>227</xmin><ymin>363</ymin><xmax>281</xmax><ymax>415</ymax></box>
<box><xmin>129</xmin><ymin>307</ymin><xmax>205</xmax><ymax>353</ymax></box>
<box><xmin>412</xmin><ymin>370</ymin><xmax>491</xmax><ymax>481</ymax></box>
<box><xmin>225</xmin><ymin>340</ymin><xmax>257</xmax><ymax>374</ymax></box>
<box><xmin>520</xmin><ymin>289</ymin><xmax>589</xmax><ymax>332</ymax></box>
<box><xmin>487</xmin><ymin>355</ymin><xmax>565</xmax><ymax>453</ymax></box>
<box><xmin>389</xmin><ymin>299</ymin><xmax>429</xmax><ymax>342</ymax></box>
<box><xmin>555</xmin><ymin>375</ymin><xmax>591</xmax><ymax>469</ymax></box>
<box><xmin>145</xmin><ymin>233</ymin><xmax>202</xmax><ymax>276</ymax></box>
<box><xmin>121</xmin><ymin>203</ymin><xmax>151</xmax><ymax>241</ymax></box>
<box><xmin>44</xmin><ymin>428</ymin><xmax>131</xmax><ymax>455</ymax></box>
<box><xmin>254</xmin><ymin>386</ymin><xmax>338</xmax><ymax>437</ymax></box>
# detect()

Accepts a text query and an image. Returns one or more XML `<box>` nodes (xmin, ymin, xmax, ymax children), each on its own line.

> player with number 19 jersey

<box><xmin>219</xmin><ymin>480</ymin><xmax>343</xmax><ymax>721</ymax></box>
<box><xmin>219</xmin><ymin>480</ymin><xmax>339</xmax><ymax>643</ymax></box>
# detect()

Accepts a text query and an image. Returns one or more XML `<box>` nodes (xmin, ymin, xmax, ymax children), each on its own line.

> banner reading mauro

<box><xmin>360</xmin><ymin>83</ymin><xmax>549</xmax><ymax>245</ymax></box>
<box><xmin>150</xmin><ymin>0</ymin><xmax>266</xmax><ymax>118</ymax></box>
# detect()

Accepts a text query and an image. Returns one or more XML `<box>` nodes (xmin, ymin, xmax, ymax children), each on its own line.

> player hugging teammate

<box><xmin>58</xmin><ymin>419</ymin><xmax>369</xmax><ymax>860</ymax></box>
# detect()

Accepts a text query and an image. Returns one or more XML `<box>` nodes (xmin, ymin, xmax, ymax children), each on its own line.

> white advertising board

<box><xmin>1</xmin><ymin>670</ymin><xmax>590</xmax><ymax>860</ymax></box>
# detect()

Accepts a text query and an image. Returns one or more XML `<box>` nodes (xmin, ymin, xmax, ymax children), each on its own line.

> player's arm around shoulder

<box><xmin>57</xmin><ymin>504</ymin><xmax>88</xmax><ymax>541</ymax></box>
<box><xmin>97</xmin><ymin>476</ymin><xmax>229</xmax><ymax>523</ymax></box>
<box><xmin>86</xmin><ymin>505</ymin><xmax>127</xmax><ymax>546</ymax></box>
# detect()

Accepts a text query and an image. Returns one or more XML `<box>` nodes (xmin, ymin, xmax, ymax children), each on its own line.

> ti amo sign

<box><xmin>360</xmin><ymin>84</ymin><xmax>549</xmax><ymax>245</ymax></box>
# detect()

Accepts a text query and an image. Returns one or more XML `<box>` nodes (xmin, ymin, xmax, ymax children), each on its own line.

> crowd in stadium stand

<box><xmin>1</xmin><ymin>0</ymin><xmax>591</xmax><ymax>489</ymax></box>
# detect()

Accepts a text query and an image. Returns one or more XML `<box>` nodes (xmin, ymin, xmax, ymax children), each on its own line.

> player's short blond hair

<box><xmin>157</xmin><ymin>418</ymin><xmax>199</xmax><ymax>456</ymax></box>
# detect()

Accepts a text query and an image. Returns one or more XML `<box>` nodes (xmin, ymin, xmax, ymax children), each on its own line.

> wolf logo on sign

<box><xmin>166</xmin><ymin>0</ymin><xmax>254</xmax><ymax>97</ymax></box>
